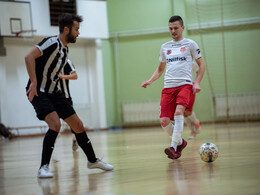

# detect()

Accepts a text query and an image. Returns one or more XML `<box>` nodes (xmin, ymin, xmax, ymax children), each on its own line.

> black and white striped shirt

<box><xmin>26</xmin><ymin>35</ymin><xmax>68</xmax><ymax>94</ymax></box>
<box><xmin>59</xmin><ymin>59</ymin><xmax>76</xmax><ymax>99</ymax></box>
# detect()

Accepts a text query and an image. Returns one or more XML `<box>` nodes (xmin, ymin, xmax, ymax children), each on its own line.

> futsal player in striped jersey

<box><xmin>25</xmin><ymin>13</ymin><xmax>113</xmax><ymax>178</ymax></box>
<box><xmin>58</xmin><ymin>59</ymin><xmax>79</xmax><ymax>151</ymax></box>
<box><xmin>141</xmin><ymin>16</ymin><xmax>205</xmax><ymax>159</ymax></box>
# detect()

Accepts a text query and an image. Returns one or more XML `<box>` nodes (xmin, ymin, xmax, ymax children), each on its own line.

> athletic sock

<box><xmin>162</xmin><ymin>122</ymin><xmax>174</xmax><ymax>136</ymax></box>
<box><xmin>171</xmin><ymin>115</ymin><xmax>184</xmax><ymax>150</ymax></box>
<box><xmin>40</xmin><ymin>129</ymin><xmax>58</xmax><ymax>167</ymax></box>
<box><xmin>74</xmin><ymin>131</ymin><xmax>97</xmax><ymax>163</ymax></box>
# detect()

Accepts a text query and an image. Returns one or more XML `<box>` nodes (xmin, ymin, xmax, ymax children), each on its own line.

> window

<box><xmin>49</xmin><ymin>0</ymin><xmax>77</xmax><ymax>26</ymax></box>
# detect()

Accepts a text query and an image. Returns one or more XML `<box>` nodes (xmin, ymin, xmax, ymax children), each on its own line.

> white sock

<box><xmin>187</xmin><ymin>111</ymin><xmax>199</xmax><ymax>124</ymax></box>
<box><xmin>72</xmin><ymin>133</ymin><xmax>76</xmax><ymax>141</ymax></box>
<box><xmin>171</xmin><ymin>115</ymin><xmax>184</xmax><ymax>150</ymax></box>
<box><xmin>162</xmin><ymin>123</ymin><xmax>174</xmax><ymax>136</ymax></box>
<box><xmin>178</xmin><ymin>138</ymin><xmax>183</xmax><ymax>145</ymax></box>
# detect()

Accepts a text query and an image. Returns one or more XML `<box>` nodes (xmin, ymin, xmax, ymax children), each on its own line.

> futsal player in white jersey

<box><xmin>141</xmin><ymin>16</ymin><xmax>205</xmax><ymax>159</ymax></box>
<box><xmin>58</xmin><ymin>59</ymin><xmax>79</xmax><ymax>151</ymax></box>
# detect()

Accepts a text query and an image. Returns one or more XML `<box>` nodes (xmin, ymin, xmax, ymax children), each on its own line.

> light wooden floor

<box><xmin>1</xmin><ymin>122</ymin><xmax>260</xmax><ymax>195</ymax></box>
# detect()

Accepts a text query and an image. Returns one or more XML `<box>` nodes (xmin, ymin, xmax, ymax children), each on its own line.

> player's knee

<box><xmin>73</xmin><ymin>120</ymin><xmax>84</xmax><ymax>133</ymax></box>
<box><xmin>184</xmin><ymin>111</ymin><xmax>192</xmax><ymax>117</ymax></box>
<box><xmin>175</xmin><ymin>108</ymin><xmax>184</xmax><ymax>116</ymax></box>
<box><xmin>51</xmin><ymin>121</ymin><xmax>61</xmax><ymax>132</ymax></box>
<box><xmin>160</xmin><ymin>118</ymin><xmax>170</xmax><ymax>127</ymax></box>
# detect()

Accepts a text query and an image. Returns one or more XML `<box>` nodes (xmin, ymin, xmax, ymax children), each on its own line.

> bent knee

<box><xmin>51</xmin><ymin>122</ymin><xmax>61</xmax><ymax>132</ymax></box>
<box><xmin>160</xmin><ymin>118</ymin><xmax>170</xmax><ymax>127</ymax></box>
<box><xmin>73</xmin><ymin>120</ymin><xmax>85</xmax><ymax>133</ymax></box>
<box><xmin>184</xmin><ymin>111</ymin><xmax>192</xmax><ymax>117</ymax></box>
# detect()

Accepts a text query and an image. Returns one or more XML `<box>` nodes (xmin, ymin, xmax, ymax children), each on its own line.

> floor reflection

<box><xmin>37</xmin><ymin>150</ymin><xmax>114</xmax><ymax>195</ymax></box>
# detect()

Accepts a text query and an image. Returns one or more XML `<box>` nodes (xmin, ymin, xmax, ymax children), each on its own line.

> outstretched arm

<box><xmin>25</xmin><ymin>47</ymin><xmax>42</xmax><ymax>101</ymax></box>
<box><xmin>193</xmin><ymin>57</ymin><xmax>205</xmax><ymax>93</ymax></box>
<box><xmin>141</xmin><ymin>62</ymin><xmax>166</xmax><ymax>88</ymax></box>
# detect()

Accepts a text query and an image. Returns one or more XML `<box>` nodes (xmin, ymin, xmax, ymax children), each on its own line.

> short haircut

<box><xmin>58</xmin><ymin>13</ymin><xmax>83</xmax><ymax>33</ymax></box>
<box><xmin>169</xmin><ymin>16</ymin><xmax>184</xmax><ymax>26</ymax></box>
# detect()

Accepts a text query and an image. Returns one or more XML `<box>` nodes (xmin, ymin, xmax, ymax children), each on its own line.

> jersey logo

<box><xmin>180</xmin><ymin>47</ymin><xmax>186</xmax><ymax>52</ymax></box>
<box><xmin>167</xmin><ymin>57</ymin><xmax>187</xmax><ymax>63</ymax></box>
<box><xmin>167</xmin><ymin>50</ymin><xmax>172</xmax><ymax>55</ymax></box>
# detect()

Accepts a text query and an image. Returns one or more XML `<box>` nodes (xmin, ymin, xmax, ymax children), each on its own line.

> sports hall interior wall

<box><xmin>0</xmin><ymin>0</ymin><xmax>109</xmax><ymax>135</ymax></box>
<box><xmin>103</xmin><ymin>0</ymin><xmax>260</xmax><ymax>127</ymax></box>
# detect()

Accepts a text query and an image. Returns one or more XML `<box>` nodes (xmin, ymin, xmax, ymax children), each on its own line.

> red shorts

<box><xmin>160</xmin><ymin>84</ymin><xmax>195</xmax><ymax>120</ymax></box>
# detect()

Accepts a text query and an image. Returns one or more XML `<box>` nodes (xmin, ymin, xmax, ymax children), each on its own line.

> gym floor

<box><xmin>1</xmin><ymin>122</ymin><xmax>260</xmax><ymax>195</ymax></box>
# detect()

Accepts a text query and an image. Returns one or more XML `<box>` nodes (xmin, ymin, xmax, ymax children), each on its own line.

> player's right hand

<box><xmin>26</xmin><ymin>82</ymin><xmax>38</xmax><ymax>102</ymax></box>
<box><xmin>141</xmin><ymin>80</ymin><xmax>152</xmax><ymax>88</ymax></box>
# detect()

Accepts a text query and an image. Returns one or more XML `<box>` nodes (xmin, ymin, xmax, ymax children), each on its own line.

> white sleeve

<box><xmin>159</xmin><ymin>45</ymin><xmax>166</xmax><ymax>62</ymax></box>
<box><xmin>67</xmin><ymin>59</ymin><xmax>76</xmax><ymax>74</ymax></box>
<box><xmin>190</xmin><ymin>40</ymin><xmax>202</xmax><ymax>60</ymax></box>
<box><xmin>35</xmin><ymin>37</ymin><xmax>56</xmax><ymax>55</ymax></box>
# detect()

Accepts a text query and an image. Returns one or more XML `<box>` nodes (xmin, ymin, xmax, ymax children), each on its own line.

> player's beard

<box><xmin>66</xmin><ymin>31</ymin><xmax>77</xmax><ymax>43</ymax></box>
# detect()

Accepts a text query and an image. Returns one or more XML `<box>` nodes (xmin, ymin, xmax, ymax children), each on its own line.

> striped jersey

<box><xmin>59</xmin><ymin>59</ymin><xmax>76</xmax><ymax>99</ymax></box>
<box><xmin>26</xmin><ymin>35</ymin><xmax>68</xmax><ymax>94</ymax></box>
<box><xmin>159</xmin><ymin>38</ymin><xmax>201</xmax><ymax>88</ymax></box>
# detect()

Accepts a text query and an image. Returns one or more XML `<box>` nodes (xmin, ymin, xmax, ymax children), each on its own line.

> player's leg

<box><xmin>185</xmin><ymin>92</ymin><xmax>200</xmax><ymax>139</ymax></box>
<box><xmin>160</xmin><ymin>88</ymin><xmax>175</xmax><ymax>137</ymax></box>
<box><xmin>65</xmin><ymin>114</ymin><xmax>113</xmax><ymax>171</ymax></box>
<box><xmin>38</xmin><ymin>111</ymin><xmax>61</xmax><ymax>178</ymax></box>
<box><xmin>164</xmin><ymin>85</ymin><xmax>192</xmax><ymax>159</ymax></box>
<box><xmin>67</xmin><ymin>98</ymin><xmax>78</xmax><ymax>151</ymax></box>
<box><xmin>71</xmin><ymin>130</ymin><xmax>78</xmax><ymax>151</ymax></box>
<box><xmin>29</xmin><ymin>92</ymin><xmax>60</xmax><ymax>178</ymax></box>
<box><xmin>187</xmin><ymin>111</ymin><xmax>200</xmax><ymax>131</ymax></box>
<box><xmin>160</xmin><ymin>117</ymin><xmax>174</xmax><ymax>136</ymax></box>
<box><xmin>184</xmin><ymin>111</ymin><xmax>196</xmax><ymax>139</ymax></box>
<box><xmin>164</xmin><ymin>104</ymin><xmax>187</xmax><ymax>159</ymax></box>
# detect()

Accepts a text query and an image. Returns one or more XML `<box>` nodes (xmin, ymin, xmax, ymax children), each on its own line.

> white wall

<box><xmin>0</xmin><ymin>0</ymin><xmax>108</xmax><ymax>135</ymax></box>
<box><xmin>12</xmin><ymin>0</ymin><xmax>109</xmax><ymax>38</ymax></box>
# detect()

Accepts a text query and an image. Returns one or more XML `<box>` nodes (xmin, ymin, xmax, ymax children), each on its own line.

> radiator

<box><xmin>122</xmin><ymin>100</ymin><xmax>160</xmax><ymax>124</ymax></box>
<box><xmin>215</xmin><ymin>93</ymin><xmax>260</xmax><ymax>118</ymax></box>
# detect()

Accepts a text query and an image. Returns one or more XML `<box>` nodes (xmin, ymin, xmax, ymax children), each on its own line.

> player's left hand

<box><xmin>193</xmin><ymin>82</ymin><xmax>201</xmax><ymax>94</ymax></box>
<box><xmin>58</xmin><ymin>73</ymin><xmax>64</xmax><ymax>79</ymax></box>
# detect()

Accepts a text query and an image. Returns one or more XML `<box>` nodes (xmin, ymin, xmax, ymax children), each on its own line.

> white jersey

<box><xmin>159</xmin><ymin>38</ymin><xmax>201</xmax><ymax>88</ymax></box>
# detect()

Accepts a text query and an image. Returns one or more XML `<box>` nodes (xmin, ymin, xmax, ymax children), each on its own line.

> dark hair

<box><xmin>58</xmin><ymin>13</ymin><xmax>83</xmax><ymax>33</ymax></box>
<box><xmin>169</xmin><ymin>16</ymin><xmax>183</xmax><ymax>26</ymax></box>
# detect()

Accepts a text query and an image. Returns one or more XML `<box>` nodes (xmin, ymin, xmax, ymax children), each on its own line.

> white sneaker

<box><xmin>37</xmin><ymin>164</ymin><xmax>54</xmax><ymax>178</ymax></box>
<box><xmin>87</xmin><ymin>158</ymin><xmax>114</xmax><ymax>171</ymax></box>
<box><xmin>72</xmin><ymin>139</ymin><xmax>78</xmax><ymax>151</ymax></box>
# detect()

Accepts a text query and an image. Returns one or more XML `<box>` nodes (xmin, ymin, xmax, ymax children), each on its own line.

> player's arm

<box><xmin>193</xmin><ymin>57</ymin><xmax>205</xmax><ymax>93</ymax></box>
<box><xmin>141</xmin><ymin>61</ymin><xmax>166</xmax><ymax>88</ymax></box>
<box><xmin>25</xmin><ymin>47</ymin><xmax>42</xmax><ymax>101</ymax></box>
<box><xmin>59</xmin><ymin>71</ymin><xmax>78</xmax><ymax>80</ymax></box>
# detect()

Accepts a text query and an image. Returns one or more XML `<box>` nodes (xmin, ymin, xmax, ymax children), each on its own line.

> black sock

<box><xmin>74</xmin><ymin>131</ymin><xmax>97</xmax><ymax>163</ymax></box>
<box><xmin>40</xmin><ymin>129</ymin><xmax>58</xmax><ymax>167</ymax></box>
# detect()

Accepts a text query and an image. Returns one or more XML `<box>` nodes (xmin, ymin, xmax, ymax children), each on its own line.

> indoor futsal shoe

<box><xmin>164</xmin><ymin>147</ymin><xmax>179</xmax><ymax>159</ymax></box>
<box><xmin>87</xmin><ymin>158</ymin><xmax>114</xmax><ymax>171</ymax></box>
<box><xmin>72</xmin><ymin>139</ymin><xmax>78</xmax><ymax>151</ymax></box>
<box><xmin>37</xmin><ymin>164</ymin><xmax>54</xmax><ymax>178</ymax></box>
<box><xmin>176</xmin><ymin>138</ymin><xmax>187</xmax><ymax>158</ymax></box>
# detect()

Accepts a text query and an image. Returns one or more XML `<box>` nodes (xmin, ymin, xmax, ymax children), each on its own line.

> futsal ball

<box><xmin>199</xmin><ymin>142</ymin><xmax>218</xmax><ymax>162</ymax></box>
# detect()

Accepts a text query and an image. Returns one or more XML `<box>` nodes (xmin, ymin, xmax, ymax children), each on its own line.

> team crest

<box><xmin>167</xmin><ymin>50</ymin><xmax>172</xmax><ymax>55</ymax></box>
<box><xmin>180</xmin><ymin>47</ymin><xmax>186</xmax><ymax>52</ymax></box>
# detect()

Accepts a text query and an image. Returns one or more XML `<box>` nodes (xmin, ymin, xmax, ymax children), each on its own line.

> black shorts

<box><xmin>29</xmin><ymin>91</ymin><xmax>75</xmax><ymax>121</ymax></box>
